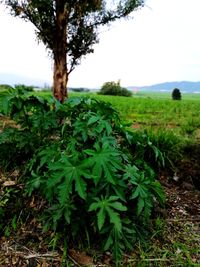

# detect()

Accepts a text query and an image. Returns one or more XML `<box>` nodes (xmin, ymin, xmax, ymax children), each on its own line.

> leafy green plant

<box><xmin>0</xmin><ymin>88</ymin><xmax>165</xmax><ymax>264</ymax></box>
<box><xmin>0</xmin><ymin>86</ymin><xmax>59</xmax><ymax>169</ymax></box>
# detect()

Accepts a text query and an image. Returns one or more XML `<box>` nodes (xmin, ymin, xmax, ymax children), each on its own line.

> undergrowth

<box><xmin>0</xmin><ymin>87</ymin><xmax>166</xmax><ymax>265</ymax></box>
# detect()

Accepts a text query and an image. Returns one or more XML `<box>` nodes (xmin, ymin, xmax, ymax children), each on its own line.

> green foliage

<box><xmin>14</xmin><ymin>84</ymin><xmax>34</xmax><ymax>92</ymax></box>
<box><xmin>127</xmin><ymin>130</ymin><xmax>165</xmax><ymax>169</ymax></box>
<box><xmin>0</xmin><ymin>88</ymin><xmax>165</xmax><ymax>264</ymax></box>
<box><xmin>172</xmin><ymin>88</ymin><xmax>182</xmax><ymax>100</ymax></box>
<box><xmin>0</xmin><ymin>86</ymin><xmax>57</xmax><ymax>168</ymax></box>
<box><xmin>99</xmin><ymin>81</ymin><xmax>132</xmax><ymax>97</ymax></box>
<box><xmin>0</xmin><ymin>186</ymin><xmax>21</xmax><ymax>235</ymax></box>
<box><xmin>129</xmin><ymin>129</ymin><xmax>182</xmax><ymax>170</ymax></box>
<box><xmin>0</xmin><ymin>84</ymin><xmax>13</xmax><ymax>91</ymax></box>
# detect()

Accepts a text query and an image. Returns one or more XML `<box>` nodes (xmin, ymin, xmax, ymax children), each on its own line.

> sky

<box><xmin>1</xmin><ymin>0</ymin><xmax>200</xmax><ymax>88</ymax></box>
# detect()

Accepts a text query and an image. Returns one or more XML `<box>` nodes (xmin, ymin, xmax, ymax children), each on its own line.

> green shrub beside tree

<box><xmin>99</xmin><ymin>81</ymin><xmax>132</xmax><ymax>97</ymax></box>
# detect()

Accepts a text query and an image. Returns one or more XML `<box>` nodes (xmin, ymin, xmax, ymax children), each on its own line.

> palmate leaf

<box><xmin>47</xmin><ymin>153</ymin><xmax>90</xmax><ymax>201</ymax></box>
<box><xmin>87</xmin><ymin>112</ymin><xmax>101</xmax><ymax>125</ymax></box>
<box><xmin>89</xmin><ymin>196</ymin><xmax>126</xmax><ymax>231</ymax></box>
<box><xmin>131</xmin><ymin>184</ymin><xmax>148</xmax><ymax>199</ymax></box>
<box><xmin>37</xmin><ymin>144</ymin><xmax>60</xmax><ymax>171</ymax></box>
<box><xmin>123</xmin><ymin>164</ymin><xmax>139</xmax><ymax>181</ymax></box>
<box><xmin>84</xmin><ymin>143</ymin><xmax>123</xmax><ymax>185</ymax></box>
<box><xmin>87</xmin><ymin>111</ymin><xmax>113</xmax><ymax>135</ymax></box>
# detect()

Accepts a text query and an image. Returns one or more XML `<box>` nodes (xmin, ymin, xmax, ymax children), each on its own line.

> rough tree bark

<box><xmin>53</xmin><ymin>52</ymin><xmax>68</xmax><ymax>103</ymax></box>
<box><xmin>53</xmin><ymin>0</ymin><xmax>68</xmax><ymax>103</ymax></box>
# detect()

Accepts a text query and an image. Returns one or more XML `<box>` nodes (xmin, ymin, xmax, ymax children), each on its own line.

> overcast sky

<box><xmin>1</xmin><ymin>0</ymin><xmax>200</xmax><ymax>88</ymax></box>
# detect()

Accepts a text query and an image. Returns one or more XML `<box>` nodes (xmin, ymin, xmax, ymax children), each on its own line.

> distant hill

<box><xmin>128</xmin><ymin>81</ymin><xmax>200</xmax><ymax>93</ymax></box>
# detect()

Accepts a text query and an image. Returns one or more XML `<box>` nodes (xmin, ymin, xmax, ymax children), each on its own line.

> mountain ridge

<box><xmin>128</xmin><ymin>81</ymin><xmax>200</xmax><ymax>93</ymax></box>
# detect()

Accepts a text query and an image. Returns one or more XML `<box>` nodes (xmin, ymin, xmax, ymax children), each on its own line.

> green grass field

<box><xmin>1</xmin><ymin>89</ymin><xmax>200</xmax><ymax>141</ymax></box>
<box><xmin>68</xmin><ymin>91</ymin><xmax>200</xmax><ymax>141</ymax></box>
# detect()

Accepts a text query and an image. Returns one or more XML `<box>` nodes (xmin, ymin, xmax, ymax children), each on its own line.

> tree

<box><xmin>172</xmin><ymin>88</ymin><xmax>182</xmax><ymax>100</ymax></box>
<box><xmin>99</xmin><ymin>80</ymin><xmax>132</xmax><ymax>96</ymax></box>
<box><xmin>2</xmin><ymin>0</ymin><xmax>144</xmax><ymax>102</ymax></box>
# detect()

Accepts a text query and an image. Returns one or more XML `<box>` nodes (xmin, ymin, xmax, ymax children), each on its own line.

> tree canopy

<box><xmin>172</xmin><ymin>88</ymin><xmax>182</xmax><ymax>100</ymax></box>
<box><xmin>2</xmin><ymin>0</ymin><xmax>144</xmax><ymax>102</ymax></box>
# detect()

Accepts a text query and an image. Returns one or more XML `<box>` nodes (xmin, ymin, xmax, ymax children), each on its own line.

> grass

<box><xmin>53</xmin><ymin>91</ymin><xmax>200</xmax><ymax>142</ymax></box>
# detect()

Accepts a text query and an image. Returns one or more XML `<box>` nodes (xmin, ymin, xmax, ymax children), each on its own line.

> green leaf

<box><xmin>84</xmin><ymin>144</ymin><xmax>122</xmax><ymax>185</ymax></box>
<box><xmin>131</xmin><ymin>185</ymin><xmax>148</xmax><ymax>199</ymax></box>
<box><xmin>87</xmin><ymin>114</ymin><xmax>100</xmax><ymax>125</ymax></box>
<box><xmin>47</xmin><ymin>154</ymin><xmax>89</xmax><ymax>201</ymax></box>
<box><xmin>106</xmin><ymin>206</ymin><xmax>122</xmax><ymax>232</ymax></box>
<box><xmin>137</xmin><ymin>198</ymin><xmax>145</xmax><ymax>215</ymax></box>
<box><xmin>97</xmin><ymin>207</ymin><xmax>106</xmax><ymax>230</ymax></box>
<box><xmin>131</xmin><ymin>187</ymin><xmax>140</xmax><ymax>199</ymax></box>
<box><xmin>110</xmin><ymin>201</ymin><xmax>127</xmax><ymax>212</ymax></box>
<box><xmin>107</xmin><ymin>196</ymin><xmax>120</xmax><ymax>202</ymax></box>
<box><xmin>104</xmin><ymin>231</ymin><xmax>113</xmax><ymax>250</ymax></box>
<box><xmin>57</xmin><ymin>182</ymin><xmax>73</xmax><ymax>205</ymax></box>
<box><xmin>75</xmin><ymin>176</ymin><xmax>87</xmax><ymax>200</ymax></box>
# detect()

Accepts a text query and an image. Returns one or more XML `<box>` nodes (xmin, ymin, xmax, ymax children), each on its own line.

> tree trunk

<box><xmin>53</xmin><ymin>53</ymin><xmax>68</xmax><ymax>103</ymax></box>
<box><xmin>53</xmin><ymin>0</ymin><xmax>68</xmax><ymax>103</ymax></box>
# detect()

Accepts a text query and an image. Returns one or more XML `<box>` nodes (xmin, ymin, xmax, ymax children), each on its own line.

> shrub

<box><xmin>14</xmin><ymin>84</ymin><xmax>34</xmax><ymax>92</ymax></box>
<box><xmin>0</xmin><ymin>89</ymin><xmax>165</xmax><ymax>264</ymax></box>
<box><xmin>0</xmin><ymin>84</ymin><xmax>13</xmax><ymax>91</ymax></box>
<box><xmin>172</xmin><ymin>88</ymin><xmax>181</xmax><ymax>100</ymax></box>
<box><xmin>99</xmin><ymin>81</ymin><xmax>132</xmax><ymax>97</ymax></box>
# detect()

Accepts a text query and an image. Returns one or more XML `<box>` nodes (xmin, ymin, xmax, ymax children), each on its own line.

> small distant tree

<box><xmin>99</xmin><ymin>80</ymin><xmax>132</xmax><ymax>97</ymax></box>
<box><xmin>172</xmin><ymin>88</ymin><xmax>181</xmax><ymax>100</ymax></box>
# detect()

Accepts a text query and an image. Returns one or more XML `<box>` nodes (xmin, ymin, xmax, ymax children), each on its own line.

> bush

<box><xmin>172</xmin><ymin>88</ymin><xmax>181</xmax><ymax>100</ymax></box>
<box><xmin>0</xmin><ymin>84</ymin><xmax>13</xmax><ymax>91</ymax></box>
<box><xmin>0</xmin><ymin>89</ymin><xmax>165</xmax><ymax>263</ymax></box>
<box><xmin>14</xmin><ymin>84</ymin><xmax>34</xmax><ymax>92</ymax></box>
<box><xmin>99</xmin><ymin>81</ymin><xmax>132</xmax><ymax>97</ymax></box>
